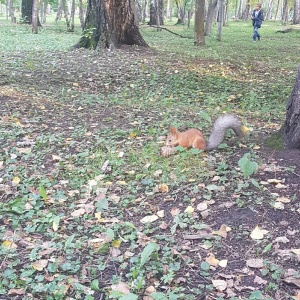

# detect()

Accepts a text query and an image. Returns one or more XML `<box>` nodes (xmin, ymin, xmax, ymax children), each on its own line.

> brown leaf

<box><xmin>8</xmin><ymin>288</ymin><xmax>25</xmax><ymax>295</ymax></box>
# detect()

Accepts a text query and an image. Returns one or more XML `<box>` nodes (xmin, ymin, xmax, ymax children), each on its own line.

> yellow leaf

<box><xmin>158</xmin><ymin>183</ymin><xmax>169</xmax><ymax>193</ymax></box>
<box><xmin>129</xmin><ymin>132</ymin><xmax>136</xmax><ymax>138</ymax></box>
<box><xmin>73</xmin><ymin>82</ymin><xmax>79</xmax><ymax>87</ymax></box>
<box><xmin>116</xmin><ymin>180</ymin><xmax>127</xmax><ymax>185</ymax></box>
<box><xmin>213</xmin><ymin>224</ymin><xmax>231</xmax><ymax>238</ymax></box>
<box><xmin>52</xmin><ymin>217</ymin><xmax>60</xmax><ymax>232</ymax></box>
<box><xmin>32</xmin><ymin>259</ymin><xmax>48</xmax><ymax>271</ymax></box>
<box><xmin>112</xmin><ymin>239</ymin><xmax>121</xmax><ymax>248</ymax></box>
<box><xmin>12</xmin><ymin>176</ymin><xmax>20</xmax><ymax>185</ymax></box>
<box><xmin>2</xmin><ymin>240</ymin><xmax>17</xmax><ymax>249</ymax></box>
<box><xmin>95</xmin><ymin>212</ymin><xmax>104</xmax><ymax>222</ymax></box>
<box><xmin>184</xmin><ymin>206</ymin><xmax>194</xmax><ymax>214</ymax></box>
<box><xmin>206</xmin><ymin>253</ymin><xmax>220</xmax><ymax>267</ymax></box>
<box><xmin>219</xmin><ymin>259</ymin><xmax>228</xmax><ymax>268</ymax></box>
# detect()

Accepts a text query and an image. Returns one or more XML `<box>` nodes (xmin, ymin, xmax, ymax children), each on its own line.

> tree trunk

<box><xmin>78</xmin><ymin>0</ymin><xmax>85</xmax><ymax>28</ymax></box>
<box><xmin>9</xmin><ymin>0</ymin><xmax>16</xmax><ymax>23</ymax></box>
<box><xmin>187</xmin><ymin>0</ymin><xmax>194</xmax><ymax>29</ymax></box>
<box><xmin>194</xmin><ymin>0</ymin><xmax>205</xmax><ymax>46</ymax></box>
<box><xmin>76</xmin><ymin>0</ymin><xmax>148</xmax><ymax>49</ymax></box>
<box><xmin>69</xmin><ymin>0</ymin><xmax>75</xmax><ymax>31</ymax></box>
<box><xmin>293</xmin><ymin>0</ymin><xmax>300</xmax><ymax>24</ymax></box>
<box><xmin>265</xmin><ymin>0</ymin><xmax>274</xmax><ymax>20</ymax></box>
<box><xmin>149</xmin><ymin>0</ymin><xmax>163</xmax><ymax>26</ymax></box>
<box><xmin>274</xmin><ymin>0</ymin><xmax>280</xmax><ymax>20</ymax></box>
<box><xmin>205</xmin><ymin>0</ymin><xmax>218</xmax><ymax>35</ymax></box>
<box><xmin>32</xmin><ymin>0</ymin><xmax>38</xmax><ymax>33</ymax></box>
<box><xmin>283</xmin><ymin>65</ymin><xmax>300</xmax><ymax>150</ymax></box>
<box><xmin>22</xmin><ymin>0</ymin><xmax>33</xmax><ymax>23</ymax></box>
<box><xmin>223</xmin><ymin>0</ymin><xmax>229</xmax><ymax>25</ymax></box>
<box><xmin>242</xmin><ymin>2</ymin><xmax>250</xmax><ymax>20</ymax></box>
<box><xmin>217</xmin><ymin>0</ymin><xmax>224</xmax><ymax>41</ymax></box>
<box><xmin>175</xmin><ymin>0</ymin><xmax>188</xmax><ymax>24</ymax></box>
<box><xmin>281</xmin><ymin>0</ymin><xmax>288</xmax><ymax>25</ymax></box>
<box><xmin>40</xmin><ymin>0</ymin><xmax>48</xmax><ymax>23</ymax></box>
<box><xmin>55</xmin><ymin>0</ymin><xmax>63</xmax><ymax>22</ymax></box>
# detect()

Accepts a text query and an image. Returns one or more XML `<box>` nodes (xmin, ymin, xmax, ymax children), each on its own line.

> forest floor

<box><xmin>1</xmin><ymin>19</ymin><xmax>300</xmax><ymax>300</ymax></box>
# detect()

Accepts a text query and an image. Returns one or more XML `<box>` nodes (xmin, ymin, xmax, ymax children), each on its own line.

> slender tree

<box><xmin>194</xmin><ymin>0</ymin><xmax>205</xmax><ymax>45</ymax></box>
<box><xmin>205</xmin><ymin>0</ymin><xmax>218</xmax><ymax>35</ymax></box>
<box><xmin>217</xmin><ymin>0</ymin><xmax>224</xmax><ymax>41</ymax></box>
<box><xmin>149</xmin><ymin>0</ymin><xmax>164</xmax><ymax>26</ymax></box>
<box><xmin>32</xmin><ymin>0</ymin><xmax>38</xmax><ymax>33</ymax></box>
<box><xmin>76</xmin><ymin>0</ymin><xmax>148</xmax><ymax>49</ymax></box>
<box><xmin>70</xmin><ymin>0</ymin><xmax>76</xmax><ymax>31</ymax></box>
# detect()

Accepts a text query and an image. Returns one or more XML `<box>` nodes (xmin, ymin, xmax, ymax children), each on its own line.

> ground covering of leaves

<box><xmin>1</xmin><ymin>21</ymin><xmax>300</xmax><ymax>300</ymax></box>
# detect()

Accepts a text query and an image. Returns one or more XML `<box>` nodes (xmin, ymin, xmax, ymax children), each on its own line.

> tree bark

<box><xmin>283</xmin><ymin>65</ymin><xmax>300</xmax><ymax>150</ymax></box>
<box><xmin>194</xmin><ymin>0</ymin><xmax>205</xmax><ymax>46</ymax></box>
<box><xmin>69</xmin><ymin>0</ymin><xmax>75</xmax><ymax>31</ymax></box>
<box><xmin>175</xmin><ymin>0</ymin><xmax>188</xmax><ymax>24</ymax></box>
<box><xmin>9</xmin><ymin>0</ymin><xmax>16</xmax><ymax>23</ymax></box>
<box><xmin>293</xmin><ymin>0</ymin><xmax>300</xmax><ymax>24</ymax></box>
<box><xmin>149</xmin><ymin>0</ymin><xmax>163</xmax><ymax>26</ymax></box>
<box><xmin>32</xmin><ymin>0</ymin><xmax>38</xmax><ymax>33</ymax></box>
<box><xmin>187</xmin><ymin>0</ymin><xmax>194</xmax><ymax>29</ymax></box>
<box><xmin>78</xmin><ymin>0</ymin><xmax>85</xmax><ymax>28</ymax></box>
<box><xmin>281</xmin><ymin>0</ymin><xmax>288</xmax><ymax>25</ymax></box>
<box><xmin>22</xmin><ymin>0</ymin><xmax>33</xmax><ymax>23</ymax></box>
<box><xmin>217</xmin><ymin>0</ymin><xmax>224</xmax><ymax>41</ymax></box>
<box><xmin>76</xmin><ymin>0</ymin><xmax>148</xmax><ymax>49</ymax></box>
<box><xmin>205</xmin><ymin>0</ymin><xmax>218</xmax><ymax>36</ymax></box>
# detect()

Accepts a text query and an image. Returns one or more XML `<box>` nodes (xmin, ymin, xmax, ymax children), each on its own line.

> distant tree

<box><xmin>283</xmin><ymin>65</ymin><xmax>300</xmax><ymax>150</ymax></box>
<box><xmin>174</xmin><ymin>0</ymin><xmax>189</xmax><ymax>24</ymax></box>
<box><xmin>149</xmin><ymin>0</ymin><xmax>163</xmax><ymax>25</ymax></box>
<box><xmin>194</xmin><ymin>0</ymin><xmax>205</xmax><ymax>45</ymax></box>
<box><xmin>21</xmin><ymin>0</ymin><xmax>41</xmax><ymax>25</ymax></box>
<box><xmin>32</xmin><ymin>0</ymin><xmax>38</xmax><ymax>32</ymax></box>
<box><xmin>217</xmin><ymin>0</ymin><xmax>224</xmax><ymax>41</ymax></box>
<box><xmin>293</xmin><ymin>0</ymin><xmax>300</xmax><ymax>24</ymax></box>
<box><xmin>205</xmin><ymin>0</ymin><xmax>218</xmax><ymax>36</ymax></box>
<box><xmin>76</xmin><ymin>0</ymin><xmax>148</xmax><ymax>49</ymax></box>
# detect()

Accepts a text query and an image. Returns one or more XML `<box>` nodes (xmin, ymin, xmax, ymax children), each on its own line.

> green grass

<box><xmin>0</xmin><ymin>17</ymin><xmax>300</xmax><ymax>300</ymax></box>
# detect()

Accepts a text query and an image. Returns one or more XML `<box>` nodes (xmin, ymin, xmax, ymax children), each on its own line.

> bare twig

<box><xmin>140</xmin><ymin>24</ymin><xmax>194</xmax><ymax>39</ymax></box>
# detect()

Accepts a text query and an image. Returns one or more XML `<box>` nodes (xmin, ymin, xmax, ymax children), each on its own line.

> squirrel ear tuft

<box><xmin>169</xmin><ymin>127</ymin><xmax>177</xmax><ymax>135</ymax></box>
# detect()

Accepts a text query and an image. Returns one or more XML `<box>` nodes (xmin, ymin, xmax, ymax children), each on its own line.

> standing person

<box><xmin>251</xmin><ymin>3</ymin><xmax>264</xmax><ymax>41</ymax></box>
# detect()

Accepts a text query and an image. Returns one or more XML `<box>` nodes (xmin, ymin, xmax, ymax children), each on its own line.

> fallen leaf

<box><xmin>273</xmin><ymin>202</ymin><xmax>285</xmax><ymax>210</ymax></box>
<box><xmin>2</xmin><ymin>240</ymin><xmax>17</xmax><ymax>249</ymax></box>
<box><xmin>170</xmin><ymin>207</ymin><xmax>180</xmax><ymax>216</ymax></box>
<box><xmin>213</xmin><ymin>224</ymin><xmax>231</xmax><ymax>238</ymax></box>
<box><xmin>212</xmin><ymin>279</ymin><xmax>227</xmax><ymax>291</ymax></box>
<box><xmin>71</xmin><ymin>208</ymin><xmax>86</xmax><ymax>217</ymax></box>
<box><xmin>12</xmin><ymin>176</ymin><xmax>20</xmax><ymax>185</ymax></box>
<box><xmin>254</xmin><ymin>275</ymin><xmax>267</xmax><ymax>285</ymax></box>
<box><xmin>17</xmin><ymin>147</ymin><xmax>31</xmax><ymax>154</ymax></box>
<box><xmin>7</xmin><ymin>288</ymin><xmax>25</xmax><ymax>296</ymax></box>
<box><xmin>156</xmin><ymin>210</ymin><xmax>165</xmax><ymax>218</ymax></box>
<box><xmin>276</xmin><ymin>196</ymin><xmax>290</xmax><ymax>203</ymax></box>
<box><xmin>206</xmin><ymin>253</ymin><xmax>220</xmax><ymax>267</ymax></box>
<box><xmin>32</xmin><ymin>259</ymin><xmax>48</xmax><ymax>271</ymax></box>
<box><xmin>246</xmin><ymin>258</ymin><xmax>264</xmax><ymax>268</ymax></box>
<box><xmin>219</xmin><ymin>260</ymin><xmax>228</xmax><ymax>268</ymax></box>
<box><xmin>184</xmin><ymin>206</ymin><xmax>194</xmax><ymax>213</ymax></box>
<box><xmin>250</xmin><ymin>225</ymin><xmax>268</xmax><ymax>240</ymax></box>
<box><xmin>112</xmin><ymin>239</ymin><xmax>121</xmax><ymax>248</ymax></box>
<box><xmin>158</xmin><ymin>183</ymin><xmax>169</xmax><ymax>193</ymax></box>
<box><xmin>52</xmin><ymin>155</ymin><xmax>62</xmax><ymax>161</ymax></box>
<box><xmin>111</xmin><ymin>282</ymin><xmax>130</xmax><ymax>294</ymax></box>
<box><xmin>197</xmin><ymin>202</ymin><xmax>208</xmax><ymax>211</ymax></box>
<box><xmin>275</xmin><ymin>236</ymin><xmax>290</xmax><ymax>243</ymax></box>
<box><xmin>140</xmin><ymin>215</ymin><xmax>158</xmax><ymax>224</ymax></box>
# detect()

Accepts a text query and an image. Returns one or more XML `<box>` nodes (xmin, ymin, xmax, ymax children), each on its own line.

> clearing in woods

<box><xmin>0</xmin><ymin>19</ymin><xmax>300</xmax><ymax>299</ymax></box>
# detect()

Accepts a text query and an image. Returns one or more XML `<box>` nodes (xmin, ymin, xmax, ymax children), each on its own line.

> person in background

<box><xmin>251</xmin><ymin>3</ymin><xmax>264</xmax><ymax>41</ymax></box>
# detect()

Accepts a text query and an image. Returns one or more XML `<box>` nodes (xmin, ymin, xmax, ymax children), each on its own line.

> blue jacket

<box><xmin>252</xmin><ymin>10</ymin><xmax>264</xmax><ymax>28</ymax></box>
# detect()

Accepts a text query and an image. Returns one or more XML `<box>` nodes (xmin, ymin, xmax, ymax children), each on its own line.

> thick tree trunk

<box><xmin>283</xmin><ymin>66</ymin><xmax>300</xmax><ymax>150</ymax></box>
<box><xmin>175</xmin><ymin>0</ymin><xmax>188</xmax><ymax>24</ymax></box>
<box><xmin>242</xmin><ymin>2</ymin><xmax>250</xmax><ymax>20</ymax></box>
<box><xmin>76</xmin><ymin>0</ymin><xmax>148</xmax><ymax>49</ymax></box>
<box><xmin>293</xmin><ymin>0</ymin><xmax>300</xmax><ymax>24</ymax></box>
<box><xmin>32</xmin><ymin>0</ymin><xmax>38</xmax><ymax>33</ymax></box>
<box><xmin>194</xmin><ymin>0</ymin><xmax>205</xmax><ymax>46</ymax></box>
<box><xmin>22</xmin><ymin>0</ymin><xmax>33</xmax><ymax>23</ymax></box>
<box><xmin>205</xmin><ymin>0</ymin><xmax>218</xmax><ymax>36</ymax></box>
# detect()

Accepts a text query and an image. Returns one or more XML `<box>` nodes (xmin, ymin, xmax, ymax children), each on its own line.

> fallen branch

<box><xmin>140</xmin><ymin>24</ymin><xmax>194</xmax><ymax>39</ymax></box>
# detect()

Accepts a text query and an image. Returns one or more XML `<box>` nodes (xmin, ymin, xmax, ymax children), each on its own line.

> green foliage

<box><xmin>238</xmin><ymin>153</ymin><xmax>258</xmax><ymax>178</ymax></box>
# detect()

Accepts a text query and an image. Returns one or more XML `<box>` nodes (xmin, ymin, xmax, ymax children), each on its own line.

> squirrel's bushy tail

<box><xmin>206</xmin><ymin>114</ymin><xmax>243</xmax><ymax>150</ymax></box>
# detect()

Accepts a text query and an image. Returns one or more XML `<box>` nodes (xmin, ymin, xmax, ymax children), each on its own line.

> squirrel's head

<box><xmin>166</xmin><ymin>127</ymin><xmax>179</xmax><ymax>146</ymax></box>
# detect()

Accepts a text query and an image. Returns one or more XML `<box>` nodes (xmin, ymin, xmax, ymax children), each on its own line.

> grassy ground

<box><xmin>1</xmin><ymin>17</ymin><xmax>300</xmax><ymax>300</ymax></box>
